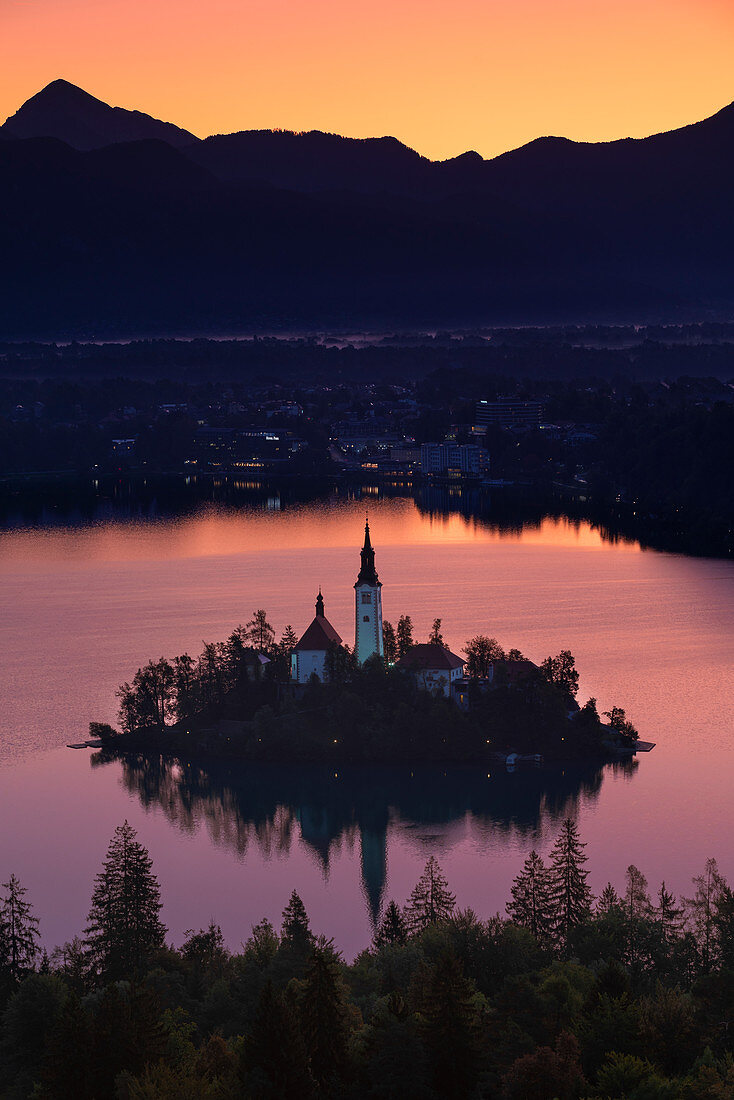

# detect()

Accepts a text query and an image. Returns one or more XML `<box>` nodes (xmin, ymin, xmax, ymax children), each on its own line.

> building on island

<box><xmin>354</xmin><ymin>519</ymin><xmax>384</xmax><ymax>665</ymax></box>
<box><xmin>394</xmin><ymin>643</ymin><xmax>465</xmax><ymax>697</ymax></box>
<box><xmin>291</xmin><ymin>590</ymin><xmax>342</xmax><ymax>684</ymax></box>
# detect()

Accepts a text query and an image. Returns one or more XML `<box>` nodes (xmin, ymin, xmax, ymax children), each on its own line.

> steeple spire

<box><xmin>356</xmin><ymin>518</ymin><xmax>379</xmax><ymax>585</ymax></box>
<box><xmin>315</xmin><ymin>588</ymin><xmax>325</xmax><ymax>617</ymax></box>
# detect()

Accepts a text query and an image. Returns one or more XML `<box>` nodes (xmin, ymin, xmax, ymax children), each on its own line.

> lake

<box><xmin>1</xmin><ymin>485</ymin><xmax>732</xmax><ymax>958</ymax></box>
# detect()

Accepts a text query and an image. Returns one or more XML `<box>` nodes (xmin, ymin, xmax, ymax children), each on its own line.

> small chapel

<box><xmin>290</xmin><ymin>520</ymin><xmax>384</xmax><ymax>683</ymax></box>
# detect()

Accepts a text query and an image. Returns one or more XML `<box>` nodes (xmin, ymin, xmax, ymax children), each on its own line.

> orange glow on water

<box><xmin>1</xmin><ymin>0</ymin><xmax>733</xmax><ymax>159</ymax></box>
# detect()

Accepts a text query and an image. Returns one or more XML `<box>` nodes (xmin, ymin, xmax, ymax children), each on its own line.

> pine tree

<box><xmin>684</xmin><ymin>857</ymin><xmax>727</xmax><ymax>973</ymax></box>
<box><xmin>300</xmin><ymin>944</ymin><xmax>351</xmax><ymax>1092</ymax></box>
<box><xmin>280</xmin><ymin>624</ymin><xmax>298</xmax><ymax>654</ymax></box>
<box><xmin>281</xmin><ymin>890</ymin><xmax>313</xmax><ymax>949</ymax></box>
<box><xmin>85</xmin><ymin>821</ymin><xmax>166</xmax><ymax>981</ymax></box>
<box><xmin>596</xmin><ymin>883</ymin><xmax>622</xmax><ymax>915</ymax></box>
<box><xmin>404</xmin><ymin>856</ymin><xmax>456</xmax><ymax>934</ymax></box>
<box><xmin>547</xmin><ymin>818</ymin><xmax>593</xmax><ymax>946</ymax></box>
<box><xmin>656</xmin><ymin>882</ymin><xmax>684</xmax><ymax>947</ymax></box>
<box><xmin>624</xmin><ymin>865</ymin><xmax>653</xmax><ymax>921</ymax></box>
<box><xmin>506</xmin><ymin>851</ymin><xmax>554</xmax><ymax>941</ymax></box>
<box><xmin>0</xmin><ymin>874</ymin><xmax>40</xmax><ymax>982</ymax></box>
<box><xmin>373</xmin><ymin>900</ymin><xmax>408</xmax><ymax>948</ymax></box>
<box><xmin>242</xmin><ymin>980</ymin><xmax>315</xmax><ymax>1098</ymax></box>
<box><xmin>428</xmin><ymin>618</ymin><xmax>444</xmax><ymax>646</ymax></box>
<box><xmin>246</xmin><ymin>609</ymin><xmax>276</xmax><ymax>653</ymax></box>
<box><xmin>714</xmin><ymin>884</ymin><xmax>734</xmax><ymax>971</ymax></box>
<box><xmin>421</xmin><ymin>951</ymin><xmax>481</xmax><ymax>1098</ymax></box>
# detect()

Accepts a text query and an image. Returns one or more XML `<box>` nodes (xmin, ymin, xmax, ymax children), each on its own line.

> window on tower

<box><xmin>363</xmin><ymin>615</ymin><xmax>370</xmax><ymax>622</ymax></box>
<box><xmin>361</xmin><ymin>592</ymin><xmax>372</xmax><ymax>604</ymax></box>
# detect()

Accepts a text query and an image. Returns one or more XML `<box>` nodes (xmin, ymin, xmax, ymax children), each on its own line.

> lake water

<box><xmin>1</xmin><ymin>488</ymin><xmax>733</xmax><ymax>958</ymax></box>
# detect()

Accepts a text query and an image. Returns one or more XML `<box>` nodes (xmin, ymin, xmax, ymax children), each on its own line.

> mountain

<box><xmin>0</xmin><ymin>79</ymin><xmax>198</xmax><ymax>150</ymax></box>
<box><xmin>0</xmin><ymin>82</ymin><xmax>733</xmax><ymax>337</ymax></box>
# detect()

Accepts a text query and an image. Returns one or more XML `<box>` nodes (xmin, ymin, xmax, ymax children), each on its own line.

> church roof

<box><xmin>395</xmin><ymin>643</ymin><xmax>465</xmax><ymax>671</ymax></box>
<box><xmin>295</xmin><ymin>615</ymin><xmax>342</xmax><ymax>652</ymax></box>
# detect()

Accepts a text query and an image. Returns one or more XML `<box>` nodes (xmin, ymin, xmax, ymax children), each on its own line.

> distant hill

<box><xmin>0</xmin><ymin>79</ymin><xmax>198</xmax><ymax>150</ymax></box>
<box><xmin>1</xmin><ymin>81</ymin><xmax>734</xmax><ymax>337</ymax></box>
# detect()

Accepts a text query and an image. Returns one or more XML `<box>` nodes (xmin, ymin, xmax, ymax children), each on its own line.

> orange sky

<box><xmin>2</xmin><ymin>0</ymin><xmax>733</xmax><ymax>160</ymax></box>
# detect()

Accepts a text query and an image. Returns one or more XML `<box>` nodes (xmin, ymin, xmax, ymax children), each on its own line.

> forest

<box><xmin>99</xmin><ymin>613</ymin><xmax>637</xmax><ymax>764</ymax></box>
<box><xmin>1</xmin><ymin>818</ymin><xmax>733</xmax><ymax>1099</ymax></box>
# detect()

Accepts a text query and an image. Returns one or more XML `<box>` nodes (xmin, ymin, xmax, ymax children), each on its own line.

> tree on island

<box><xmin>540</xmin><ymin>650</ymin><xmax>580</xmax><ymax>700</ymax></box>
<box><xmin>85</xmin><ymin>821</ymin><xmax>166</xmax><ymax>982</ymax></box>
<box><xmin>428</xmin><ymin>618</ymin><xmax>445</xmax><ymax>646</ymax></box>
<box><xmin>507</xmin><ymin>851</ymin><xmax>554</xmax><ymax>942</ymax></box>
<box><xmin>603</xmin><ymin>706</ymin><xmax>639</xmax><ymax>746</ymax></box>
<box><xmin>396</xmin><ymin>615</ymin><xmax>414</xmax><ymax>658</ymax></box>
<box><xmin>0</xmin><ymin>874</ymin><xmax>40</xmax><ymax>983</ymax></box>
<box><xmin>280</xmin><ymin>624</ymin><xmax>298</xmax><ymax>655</ymax></box>
<box><xmin>116</xmin><ymin>657</ymin><xmax>175</xmax><ymax>733</ymax></box>
<box><xmin>246</xmin><ymin>609</ymin><xmax>275</xmax><ymax>652</ymax></box>
<box><xmin>382</xmin><ymin>620</ymin><xmax>397</xmax><ymax>664</ymax></box>
<box><xmin>463</xmin><ymin>635</ymin><xmax>505</xmax><ymax>679</ymax></box>
<box><xmin>548</xmin><ymin>818</ymin><xmax>593</xmax><ymax>945</ymax></box>
<box><xmin>404</xmin><ymin>857</ymin><xmax>456</xmax><ymax>933</ymax></box>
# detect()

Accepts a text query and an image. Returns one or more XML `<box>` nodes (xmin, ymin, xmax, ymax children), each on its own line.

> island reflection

<box><xmin>92</xmin><ymin>752</ymin><xmax>636</xmax><ymax>920</ymax></box>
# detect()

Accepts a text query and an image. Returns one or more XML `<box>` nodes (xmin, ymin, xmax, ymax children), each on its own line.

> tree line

<box><xmin>2</xmin><ymin>819</ymin><xmax>733</xmax><ymax>1098</ymax></box>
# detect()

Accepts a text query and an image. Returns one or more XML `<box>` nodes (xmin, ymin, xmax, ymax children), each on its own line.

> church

<box><xmin>290</xmin><ymin>520</ymin><xmax>384</xmax><ymax>683</ymax></box>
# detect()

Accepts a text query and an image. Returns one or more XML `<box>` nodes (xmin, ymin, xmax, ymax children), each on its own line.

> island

<box><xmin>88</xmin><ymin>522</ymin><xmax>646</xmax><ymax>767</ymax></box>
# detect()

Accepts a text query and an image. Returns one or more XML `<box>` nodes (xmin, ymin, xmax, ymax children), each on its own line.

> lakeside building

<box><xmin>291</xmin><ymin>591</ymin><xmax>342</xmax><ymax>684</ymax></box>
<box><xmin>420</xmin><ymin>442</ymin><xmax>488</xmax><ymax>478</ymax></box>
<box><xmin>472</xmin><ymin>399</ymin><xmax>543</xmax><ymax>432</ymax></box>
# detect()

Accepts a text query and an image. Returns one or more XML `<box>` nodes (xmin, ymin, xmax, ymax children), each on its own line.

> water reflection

<box><xmin>95</xmin><ymin>752</ymin><xmax>636</xmax><ymax>921</ymax></box>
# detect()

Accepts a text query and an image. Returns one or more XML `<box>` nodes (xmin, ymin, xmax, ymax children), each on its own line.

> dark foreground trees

<box><xmin>4</xmin><ymin>828</ymin><xmax>734</xmax><ymax>1098</ymax></box>
<box><xmin>85</xmin><ymin>821</ymin><xmax>166</xmax><ymax>982</ymax></box>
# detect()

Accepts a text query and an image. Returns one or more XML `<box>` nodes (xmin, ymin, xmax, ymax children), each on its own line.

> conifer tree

<box><xmin>281</xmin><ymin>890</ymin><xmax>313</xmax><ymax>949</ymax></box>
<box><xmin>506</xmin><ymin>851</ymin><xmax>554</xmax><ymax>941</ymax></box>
<box><xmin>0</xmin><ymin>874</ymin><xmax>40</xmax><ymax>982</ymax></box>
<box><xmin>714</xmin><ymin>884</ymin><xmax>734</xmax><ymax>971</ymax></box>
<box><xmin>547</xmin><ymin>818</ymin><xmax>593</xmax><ymax>945</ymax></box>
<box><xmin>404</xmin><ymin>856</ymin><xmax>456</xmax><ymax>934</ymax></box>
<box><xmin>242</xmin><ymin>980</ymin><xmax>315</xmax><ymax>1099</ymax></box>
<box><xmin>280</xmin><ymin>624</ymin><xmax>298</xmax><ymax>654</ymax></box>
<box><xmin>300</xmin><ymin>944</ymin><xmax>352</xmax><ymax>1093</ymax></box>
<box><xmin>85</xmin><ymin>821</ymin><xmax>166</xmax><ymax>981</ymax></box>
<box><xmin>421</xmin><ymin>951</ymin><xmax>481</xmax><ymax>1098</ymax></box>
<box><xmin>624</xmin><ymin>865</ymin><xmax>653</xmax><ymax>921</ymax></box>
<box><xmin>428</xmin><ymin>618</ymin><xmax>444</xmax><ymax>646</ymax></box>
<box><xmin>597</xmin><ymin>883</ymin><xmax>622</xmax><ymax>915</ymax></box>
<box><xmin>656</xmin><ymin>882</ymin><xmax>684</xmax><ymax>947</ymax></box>
<box><xmin>246</xmin><ymin>609</ymin><xmax>276</xmax><ymax>653</ymax></box>
<box><xmin>373</xmin><ymin>900</ymin><xmax>409</xmax><ymax>948</ymax></box>
<box><xmin>684</xmin><ymin>857</ymin><xmax>727</xmax><ymax>973</ymax></box>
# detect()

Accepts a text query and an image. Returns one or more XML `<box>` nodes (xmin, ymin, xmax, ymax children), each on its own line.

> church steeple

<box><xmin>315</xmin><ymin>588</ymin><xmax>325</xmax><ymax>617</ymax></box>
<box><xmin>354</xmin><ymin>518</ymin><xmax>383</xmax><ymax>664</ymax></box>
<box><xmin>356</xmin><ymin>519</ymin><xmax>380</xmax><ymax>587</ymax></box>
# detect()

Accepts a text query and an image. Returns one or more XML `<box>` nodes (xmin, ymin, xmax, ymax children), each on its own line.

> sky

<box><xmin>1</xmin><ymin>0</ymin><xmax>733</xmax><ymax>160</ymax></box>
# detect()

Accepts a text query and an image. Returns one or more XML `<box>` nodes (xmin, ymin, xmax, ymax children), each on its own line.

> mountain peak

<box><xmin>0</xmin><ymin>79</ymin><xmax>197</xmax><ymax>150</ymax></box>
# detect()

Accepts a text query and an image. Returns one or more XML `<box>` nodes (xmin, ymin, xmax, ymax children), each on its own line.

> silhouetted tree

<box><xmin>428</xmin><ymin>618</ymin><xmax>444</xmax><ymax>646</ymax></box>
<box><xmin>404</xmin><ymin>857</ymin><xmax>456</xmax><ymax>933</ymax></box>
<box><xmin>603</xmin><ymin>705</ymin><xmax>639</xmax><ymax>746</ymax></box>
<box><xmin>548</xmin><ymin>818</ymin><xmax>593</xmax><ymax>945</ymax></box>
<box><xmin>396</xmin><ymin>615</ymin><xmax>414</xmax><ymax>658</ymax></box>
<box><xmin>300</xmin><ymin>944</ymin><xmax>352</xmax><ymax>1093</ymax></box>
<box><xmin>242</xmin><ymin>981</ymin><xmax>314</xmax><ymax>1098</ymax></box>
<box><xmin>246</xmin><ymin>609</ymin><xmax>275</xmax><ymax>652</ymax></box>
<box><xmin>684</xmin><ymin>857</ymin><xmax>727</xmax><ymax>973</ymax></box>
<box><xmin>117</xmin><ymin>657</ymin><xmax>175</xmax><ymax>732</ymax></box>
<box><xmin>85</xmin><ymin>821</ymin><xmax>166</xmax><ymax>981</ymax></box>
<box><xmin>540</xmin><ymin>650</ymin><xmax>579</xmax><ymax>699</ymax></box>
<box><xmin>462</xmin><ymin>635</ymin><xmax>505</xmax><ymax>678</ymax></box>
<box><xmin>382</xmin><ymin>620</ymin><xmax>397</xmax><ymax>664</ymax></box>
<box><xmin>421</xmin><ymin>952</ymin><xmax>480</xmax><ymax>1098</ymax></box>
<box><xmin>281</xmin><ymin>891</ymin><xmax>313</xmax><ymax>950</ymax></box>
<box><xmin>0</xmin><ymin>874</ymin><xmax>40</xmax><ymax>982</ymax></box>
<box><xmin>374</xmin><ymin>901</ymin><xmax>408</xmax><ymax>949</ymax></box>
<box><xmin>507</xmin><ymin>851</ymin><xmax>554</xmax><ymax>941</ymax></box>
<box><xmin>655</xmin><ymin>882</ymin><xmax>684</xmax><ymax>948</ymax></box>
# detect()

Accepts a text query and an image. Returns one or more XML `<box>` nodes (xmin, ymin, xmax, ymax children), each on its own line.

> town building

<box><xmin>472</xmin><ymin>399</ymin><xmax>543</xmax><ymax>432</ymax></box>
<box><xmin>420</xmin><ymin>442</ymin><xmax>488</xmax><ymax>478</ymax></box>
<box><xmin>394</xmin><ymin>643</ymin><xmax>465</xmax><ymax>697</ymax></box>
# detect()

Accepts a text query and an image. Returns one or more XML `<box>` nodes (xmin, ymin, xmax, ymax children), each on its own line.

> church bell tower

<box><xmin>354</xmin><ymin>519</ymin><xmax>383</xmax><ymax>665</ymax></box>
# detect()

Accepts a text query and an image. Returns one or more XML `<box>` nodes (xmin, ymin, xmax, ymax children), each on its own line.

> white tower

<box><xmin>354</xmin><ymin>519</ymin><xmax>384</xmax><ymax>665</ymax></box>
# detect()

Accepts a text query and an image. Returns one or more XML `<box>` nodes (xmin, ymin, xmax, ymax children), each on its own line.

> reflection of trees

<box><xmin>91</xmin><ymin>751</ymin><xmax>632</xmax><ymax>920</ymax></box>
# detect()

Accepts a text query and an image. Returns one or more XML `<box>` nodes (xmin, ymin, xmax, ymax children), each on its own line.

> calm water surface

<box><xmin>1</xmin><ymin>496</ymin><xmax>732</xmax><ymax>957</ymax></box>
